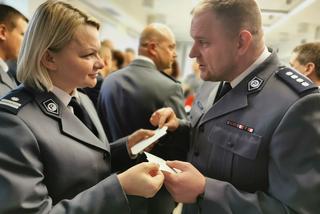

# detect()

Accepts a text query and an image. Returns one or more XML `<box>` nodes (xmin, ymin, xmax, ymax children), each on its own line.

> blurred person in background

<box><xmin>183</xmin><ymin>61</ymin><xmax>203</xmax><ymax>112</ymax></box>
<box><xmin>98</xmin><ymin>23</ymin><xmax>188</xmax><ymax>214</ymax></box>
<box><xmin>124</xmin><ymin>47</ymin><xmax>136</xmax><ymax>67</ymax></box>
<box><xmin>101</xmin><ymin>38</ymin><xmax>114</xmax><ymax>50</ymax></box>
<box><xmin>111</xmin><ymin>49</ymin><xmax>125</xmax><ymax>71</ymax></box>
<box><xmin>290</xmin><ymin>42</ymin><xmax>320</xmax><ymax>86</ymax></box>
<box><xmin>164</xmin><ymin>59</ymin><xmax>181</xmax><ymax>80</ymax></box>
<box><xmin>0</xmin><ymin>4</ymin><xmax>28</xmax><ymax>96</ymax></box>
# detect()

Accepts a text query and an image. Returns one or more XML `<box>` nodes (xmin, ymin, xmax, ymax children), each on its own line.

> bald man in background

<box><xmin>290</xmin><ymin>42</ymin><xmax>320</xmax><ymax>86</ymax></box>
<box><xmin>98</xmin><ymin>23</ymin><xmax>187</xmax><ymax>214</ymax></box>
<box><xmin>0</xmin><ymin>4</ymin><xmax>28</xmax><ymax>96</ymax></box>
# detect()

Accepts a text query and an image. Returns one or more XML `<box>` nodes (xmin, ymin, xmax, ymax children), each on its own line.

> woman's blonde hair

<box><xmin>17</xmin><ymin>0</ymin><xmax>100</xmax><ymax>91</ymax></box>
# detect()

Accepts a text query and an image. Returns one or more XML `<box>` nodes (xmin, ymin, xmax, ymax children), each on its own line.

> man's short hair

<box><xmin>191</xmin><ymin>0</ymin><xmax>262</xmax><ymax>39</ymax></box>
<box><xmin>0</xmin><ymin>4</ymin><xmax>28</xmax><ymax>30</ymax></box>
<box><xmin>293</xmin><ymin>42</ymin><xmax>320</xmax><ymax>77</ymax></box>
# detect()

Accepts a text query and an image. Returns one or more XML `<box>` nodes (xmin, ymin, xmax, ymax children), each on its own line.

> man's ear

<box><xmin>304</xmin><ymin>62</ymin><xmax>316</xmax><ymax>76</ymax></box>
<box><xmin>148</xmin><ymin>42</ymin><xmax>157</xmax><ymax>57</ymax></box>
<box><xmin>237</xmin><ymin>30</ymin><xmax>252</xmax><ymax>55</ymax></box>
<box><xmin>0</xmin><ymin>24</ymin><xmax>7</xmax><ymax>41</ymax></box>
<box><xmin>41</xmin><ymin>50</ymin><xmax>57</xmax><ymax>70</ymax></box>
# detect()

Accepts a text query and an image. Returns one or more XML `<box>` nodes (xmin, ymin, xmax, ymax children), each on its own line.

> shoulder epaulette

<box><xmin>0</xmin><ymin>87</ymin><xmax>33</xmax><ymax>114</ymax></box>
<box><xmin>276</xmin><ymin>66</ymin><xmax>318</xmax><ymax>94</ymax></box>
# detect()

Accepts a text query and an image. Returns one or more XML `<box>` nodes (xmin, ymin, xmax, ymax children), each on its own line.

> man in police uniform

<box><xmin>290</xmin><ymin>42</ymin><xmax>320</xmax><ymax>86</ymax></box>
<box><xmin>0</xmin><ymin>4</ymin><xmax>28</xmax><ymax>96</ymax></box>
<box><xmin>150</xmin><ymin>0</ymin><xmax>320</xmax><ymax>213</ymax></box>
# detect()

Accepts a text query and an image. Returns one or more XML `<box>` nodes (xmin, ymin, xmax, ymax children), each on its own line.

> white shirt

<box><xmin>0</xmin><ymin>58</ymin><xmax>9</xmax><ymax>73</ymax></box>
<box><xmin>51</xmin><ymin>86</ymin><xmax>79</xmax><ymax>113</ymax></box>
<box><xmin>230</xmin><ymin>47</ymin><xmax>271</xmax><ymax>88</ymax></box>
<box><xmin>136</xmin><ymin>55</ymin><xmax>155</xmax><ymax>65</ymax></box>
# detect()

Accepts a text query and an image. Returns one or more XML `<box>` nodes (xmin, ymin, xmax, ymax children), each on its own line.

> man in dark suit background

<box><xmin>0</xmin><ymin>4</ymin><xmax>28</xmax><ymax>96</ymax></box>
<box><xmin>98</xmin><ymin>23</ymin><xmax>187</xmax><ymax>214</ymax></box>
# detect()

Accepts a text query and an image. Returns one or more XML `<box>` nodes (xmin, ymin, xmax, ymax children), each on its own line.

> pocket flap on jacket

<box><xmin>208</xmin><ymin>125</ymin><xmax>262</xmax><ymax>160</ymax></box>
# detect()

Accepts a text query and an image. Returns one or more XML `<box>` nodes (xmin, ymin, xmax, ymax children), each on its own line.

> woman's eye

<box><xmin>82</xmin><ymin>53</ymin><xmax>95</xmax><ymax>58</ymax></box>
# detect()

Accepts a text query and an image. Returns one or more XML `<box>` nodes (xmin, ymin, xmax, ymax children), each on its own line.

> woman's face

<box><xmin>49</xmin><ymin>24</ymin><xmax>104</xmax><ymax>94</ymax></box>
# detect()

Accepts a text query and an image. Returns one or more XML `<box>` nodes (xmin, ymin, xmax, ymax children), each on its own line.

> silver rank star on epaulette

<box><xmin>0</xmin><ymin>88</ymin><xmax>33</xmax><ymax>115</ymax></box>
<box><xmin>276</xmin><ymin>67</ymin><xmax>318</xmax><ymax>94</ymax></box>
<box><xmin>0</xmin><ymin>96</ymin><xmax>21</xmax><ymax>109</ymax></box>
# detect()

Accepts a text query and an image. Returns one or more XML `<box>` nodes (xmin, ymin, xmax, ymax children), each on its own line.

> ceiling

<box><xmin>75</xmin><ymin>0</ymin><xmax>319</xmax><ymax>62</ymax></box>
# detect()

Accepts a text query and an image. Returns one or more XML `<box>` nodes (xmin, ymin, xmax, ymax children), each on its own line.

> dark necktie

<box><xmin>68</xmin><ymin>97</ymin><xmax>98</xmax><ymax>136</ymax></box>
<box><xmin>214</xmin><ymin>81</ymin><xmax>232</xmax><ymax>103</ymax></box>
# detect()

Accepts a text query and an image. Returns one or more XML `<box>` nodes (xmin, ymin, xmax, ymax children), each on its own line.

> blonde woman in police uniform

<box><xmin>0</xmin><ymin>1</ymin><xmax>164</xmax><ymax>213</ymax></box>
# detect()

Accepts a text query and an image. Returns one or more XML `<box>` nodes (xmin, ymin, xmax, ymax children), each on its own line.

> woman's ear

<box><xmin>237</xmin><ymin>30</ymin><xmax>252</xmax><ymax>55</ymax></box>
<box><xmin>41</xmin><ymin>50</ymin><xmax>57</xmax><ymax>70</ymax></box>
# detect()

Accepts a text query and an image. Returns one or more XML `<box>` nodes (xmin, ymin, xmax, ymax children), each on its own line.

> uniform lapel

<box><xmin>190</xmin><ymin>81</ymin><xmax>219</xmax><ymax>127</ymax></box>
<box><xmin>200</xmin><ymin>84</ymin><xmax>248</xmax><ymax>125</ymax></box>
<box><xmin>200</xmin><ymin>50</ymin><xmax>280</xmax><ymax>126</ymax></box>
<box><xmin>34</xmin><ymin>91</ymin><xmax>109</xmax><ymax>152</ymax></box>
<box><xmin>0</xmin><ymin>68</ymin><xmax>16</xmax><ymax>89</ymax></box>
<box><xmin>78</xmin><ymin>93</ymin><xmax>110</xmax><ymax>150</ymax></box>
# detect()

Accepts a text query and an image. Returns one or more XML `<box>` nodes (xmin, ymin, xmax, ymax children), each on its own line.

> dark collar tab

<box><xmin>276</xmin><ymin>67</ymin><xmax>317</xmax><ymax>94</ymax></box>
<box><xmin>248</xmin><ymin>76</ymin><xmax>264</xmax><ymax>92</ymax></box>
<box><xmin>42</xmin><ymin>99</ymin><xmax>59</xmax><ymax>116</ymax></box>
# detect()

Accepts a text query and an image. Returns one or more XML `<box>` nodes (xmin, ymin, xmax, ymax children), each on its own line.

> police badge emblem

<box><xmin>42</xmin><ymin>99</ymin><xmax>59</xmax><ymax>115</ymax></box>
<box><xmin>248</xmin><ymin>76</ymin><xmax>264</xmax><ymax>92</ymax></box>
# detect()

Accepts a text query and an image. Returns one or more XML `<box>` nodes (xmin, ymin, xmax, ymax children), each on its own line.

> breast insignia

<box><xmin>276</xmin><ymin>67</ymin><xmax>317</xmax><ymax>94</ymax></box>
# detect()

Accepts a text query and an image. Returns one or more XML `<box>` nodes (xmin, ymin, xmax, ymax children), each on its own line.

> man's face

<box><xmin>189</xmin><ymin>10</ymin><xmax>238</xmax><ymax>82</ymax></box>
<box><xmin>154</xmin><ymin>35</ymin><xmax>177</xmax><ymax>71</ymax></box>
<box><xmin>2</xmin><ymin>17</ymin><xmax>28</xmax><ymax>60</ymax></box>
<box><xmin>289</xmin><ymin>52</ymin><xmax>307</xmax><ymax>75</ymax></box>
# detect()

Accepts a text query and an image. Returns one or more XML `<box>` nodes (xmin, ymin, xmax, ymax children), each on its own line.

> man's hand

<box><xmin>127</xmin><ymin>129</ymin><xmax>155</xmax><ymax>153</ymax></box>
<box><xmin>117</xmin><ymin>162</ymin><xmax>164</xmax><ymax>198</ymax></box>
<box><xmin>150</xmin><ymin>107</ymin><xmax>179</xmax><ymax>131</ymax></box>
<box><xmin>163</xmin><ymin>161</ymin><xmax>206</xmax><ymax>203</ymax></box>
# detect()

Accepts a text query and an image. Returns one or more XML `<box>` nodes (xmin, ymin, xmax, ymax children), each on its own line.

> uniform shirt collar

<box><xmin>51</xmin><ymin>86</ymin><xmax>79</xmax><ymax>107</ymax></box>
<box><xmin>136</xmin><ymin>55</ymin><xmax>155</xmax><ymax>65</ymax></box>
<box><xmin>0</xmin><ymin>58</ymin><xmax>9</xmax><ymax>73</ymax></box>
<box><xmin>230</xmin><ymin>47</ymin><xmax>271</xmax><ymax>88</ymax></box>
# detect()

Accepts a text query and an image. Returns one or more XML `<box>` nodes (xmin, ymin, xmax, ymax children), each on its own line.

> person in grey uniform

<box><xmin>150</xmin><ymin>0</ymin><xmax>320</xmax><ymax>213</ymax></box>
<box><xmin>0</xmin><ymin>4</ymin><xmax>28</xmax><ymax>96</ymax></box>
<box><xmin>290</xmin><ymin>42</ymin><xmax>320</xmax><ymax>86</ymax></box>
<box><xmin>0</xmin><ymin>1</ymin><xmax>165</xmax><ymax>213</ymax></box>
<box><xmin>98</xmin><ymin>23</ymin><xmax>188</xmax><ymax>214</ymax></box>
